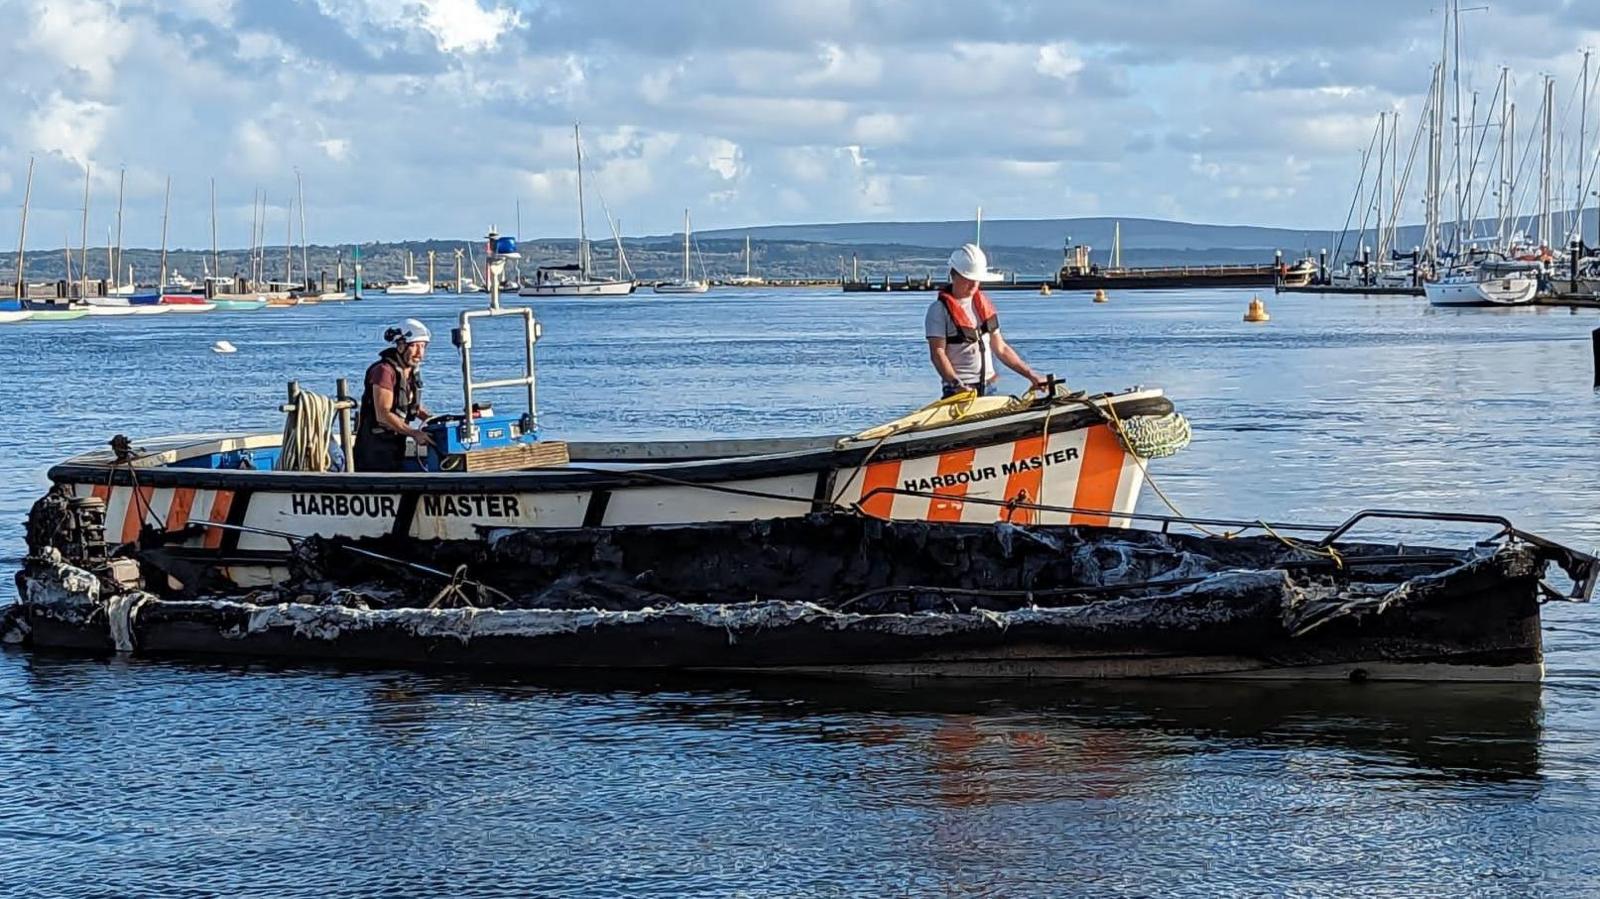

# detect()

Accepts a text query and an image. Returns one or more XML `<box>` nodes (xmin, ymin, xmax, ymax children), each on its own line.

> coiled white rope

<box><xmin>276</xmin><ymin>389</ymin><xmax>335</xmax><ymax>472</ymax></box>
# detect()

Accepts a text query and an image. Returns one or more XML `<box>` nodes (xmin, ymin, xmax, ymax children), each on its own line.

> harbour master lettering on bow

<box><xmin>901</xmin><ymin>447</ymin><xmax>1080</xmax><ymax>493</ymax></box>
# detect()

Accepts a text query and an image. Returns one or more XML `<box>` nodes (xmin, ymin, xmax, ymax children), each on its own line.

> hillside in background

<box><xmin>4</xmin><ymin>211</ymin><xmax>1594</xmax><ymax>285</ymax></box>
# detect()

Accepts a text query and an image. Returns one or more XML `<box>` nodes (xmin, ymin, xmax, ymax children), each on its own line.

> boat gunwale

<box><xmin>47</xmin><ymin>392</ymin><xmax>1174</xmax><ymax>493</ymax></box>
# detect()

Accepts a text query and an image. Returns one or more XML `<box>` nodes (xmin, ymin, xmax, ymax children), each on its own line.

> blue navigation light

<box><xmin>493</xmin><ymin>236</ymin><xmax>520</xmax><ymax>257</ymax></box>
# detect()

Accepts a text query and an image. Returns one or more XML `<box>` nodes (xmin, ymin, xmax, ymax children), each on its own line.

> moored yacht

<box><xmin>654</xmin><ymin>209</ymin><xmax>710</xmax><ymax>294</ymax></box>
<box><xmin>1425</xmin><ymin>260</ymin><xmax>1540</xmax><ymax>307</ymax></box>
<box><xmin>519</xmin><ymin>124</ymin><xmax>637</xmax><ymax>298</ymax></box>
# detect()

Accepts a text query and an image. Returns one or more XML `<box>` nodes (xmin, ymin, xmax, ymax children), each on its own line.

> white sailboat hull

<box><xmin>1425</xmin><ymin>274</ymin><xmax>1538</xmax><ymax>307</ymax></box>
<box><xmin>519</xmin><ymin>279</ymin><xmax>636</xmax><ymax>297</ymax></box>
<box><xmin>653</xmin><ymin>280</ymin><xmax>710</xmax><ymax>294</ymax></box>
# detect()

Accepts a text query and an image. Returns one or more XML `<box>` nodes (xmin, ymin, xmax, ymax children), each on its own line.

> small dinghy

<box><xmin>10</xmin><ymin>509</ymin><xmax>1594</xmax><ymax>681</ymax></box>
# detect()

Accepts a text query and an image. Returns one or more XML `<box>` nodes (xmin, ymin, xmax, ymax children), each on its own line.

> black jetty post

<box><xmin>1592</xmin><ymin>329</ymin><xmax>1600</xmax><ymax>389</ymax></box>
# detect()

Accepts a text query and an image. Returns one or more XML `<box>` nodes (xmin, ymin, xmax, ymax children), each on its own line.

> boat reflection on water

<box><xmin>348</xmin><ymin>671</ymin><xmax>1543</xmax><ymax>788</ymax></box>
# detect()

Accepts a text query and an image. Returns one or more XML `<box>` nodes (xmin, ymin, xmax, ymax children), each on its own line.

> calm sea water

<box><xmin>4</xmin><ymin>288</ymin><xmax>1600</xmax><ymax>896</ymax></box>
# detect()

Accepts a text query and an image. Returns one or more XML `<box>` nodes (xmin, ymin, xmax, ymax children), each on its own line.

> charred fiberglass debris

<box><xmin>7</xmin><ymin>514</ymin><xmax>1577</xmax><ymax>680</ymax></box>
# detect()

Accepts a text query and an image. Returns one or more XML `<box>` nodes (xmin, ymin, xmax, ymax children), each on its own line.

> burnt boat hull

<box><xmin>9</xmin><ymin>516</ymin><xmax>1550</xmax><ymax>681</ymax></box>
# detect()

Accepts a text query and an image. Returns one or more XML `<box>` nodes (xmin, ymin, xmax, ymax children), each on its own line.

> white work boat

<box><xmin>36</xmin><ymin>230</ymin><xmax>1188</xmax><ymax>591</ymax></box>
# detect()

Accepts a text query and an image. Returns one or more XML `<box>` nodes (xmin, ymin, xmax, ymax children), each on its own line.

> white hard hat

<box><xmin>948</xmin><ymin>243</ymin><xmax>1002</xmax><ymax>282</ymax></box>
<box><xmin>388</xmin><ymin>318</ymin><xmax>431</xmax><ymax>345</ymax></box>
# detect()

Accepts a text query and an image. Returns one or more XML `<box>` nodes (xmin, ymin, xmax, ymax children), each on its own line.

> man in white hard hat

<box><xmin>355</xmin><ymin>318</ymin><xmax>436</xmax><ymax>471</ymax></box>
<box><xmin>925</xmin><ymin>243</ymin><xmax>1045</xmax><ymax>397</ymax></box>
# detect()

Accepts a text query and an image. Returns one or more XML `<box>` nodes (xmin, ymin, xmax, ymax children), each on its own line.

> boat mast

<box><xmin>14</xmin><ymin>155</ymin><xmax>32</xmax><ymax>300</ymax></box>
<box><xmin>1497</xmin><ymin>68</ymin><xmax>1509</xmax><ymax>251</ymax></box>
<box><xmin>574</xmin><ymin>123</ymin><xmax>589</xmax><ymax>279</ymax></box>
<box><xmin>1542</xmin><ymin>75</ymin><xmax>1554</xmax><ymax>250</ymax></box>
<box><xmin>682</xmin><ymin>209</ymin><xmax>690</xmax><ymax>282</ymax></box>
<box><xmin>975</xmin><ymin>205</ymin><xmax>982</xmax><ymax>249</ymax></box>
<box><xmin>1433</xmin><ymin>63</ymin><xmax>1446</xmax><ymax>265</ymax></box>
<box><xmin>1376</xmin><ymin>112</ymin><xmax>1386</xmax><ymax>263</ymax></box>
<box><xmin>79</xmin><ymin>164</ymin><xmax>90</xmax><ymax>300</ymax></box>
<box><xmin>159</xmin><ymin>176</ymin><xmax>171</xmax><ymax>290</ymax></box>
<box><xmin>209</xmin><ymin>177</ymin><xmax>219</xmax><ymax>281</ymax></box>
<box><xmin>514</xmin><ymin>198</ymin><xmax>524</xmax><ymax>284</ymax></box>
<box><xmin>296</xmin><ymin>168</ymin><xmax>309</xmax><ymax>288</ymax></box>
<box><xmin>1112</xmin><ymin>221</ymin><xmax>1122</xmax><ymax>268</ymax></box>
<box><xmin>249</xmin><ymin>188</ymin><xmax>259</xmax><ymax>285</ymax></box>
<box><xmin>113</xmin><ymin>165</ymin><xmax>125</xmax><ymax>287</ymax></box>
<box><xmin>284</xmin><ymin>194</ymin><xmax>293</xmax><ymax>284</ymax></box>
<box><xmin>745</xmin><ymin>234</ymin><xmax>752</xmax><ymax>278</ymax></box>
<box><xmin>1581</xmin><ymin>50</ymin><xmax>1591</xmax><ymax>249</ymax></box>
<box><xmin>1450</xmin><ymin>0</ymin><xmax>1464</xmax><ymax>256</ymax></box>
<box><xmin>256</xmin><ymin>191</ymin><xmax>268</xmax><ymax>285</ymax></box>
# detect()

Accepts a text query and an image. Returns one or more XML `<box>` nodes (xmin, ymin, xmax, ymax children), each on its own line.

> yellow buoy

<box><xmin>1093</xmin><ymin>288</ymin><xmax>1108</xmax><ymax>303</ymax></box>
<box><xmin>1244</xmin><ymin>296</ymin><xmax>1270</xmax><ymax>323</ymax></box>
<box><xmin>1039</xmin><ymin>284</ymin><xmax>1052</xmax><ymax>296</ymax></box>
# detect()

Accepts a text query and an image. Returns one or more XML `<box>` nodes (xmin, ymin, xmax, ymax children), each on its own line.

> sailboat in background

<box><xmin>385</xmin><ymin>249</ymin><xmax>433</xmax><ymax>295</ymax></box>
<box><xmin>520</xmin><ymin>124</ymin><xmax>636</xmax><ymax>297</ymax></box>
<box><xmin>653</xmin><ymin>209</ymin><xmax>710</xmax><ymax>294</ymax></box>
<box><xmin>726</xmin><ymin>234</ymin><xmax>765</xmax><ymax>286</ymax></box>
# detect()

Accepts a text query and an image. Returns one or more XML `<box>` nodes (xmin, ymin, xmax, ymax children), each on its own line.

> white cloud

<box><xmin>1036</xmin><ymin>43</ymin><xmax>1085</xmax><ymax>80</ymax></box>
<box><xmin>26</xmin><ymin>93</ymin><xmax>114</xmax><ymax>169</ymax></box>
<box><xmin>317</xmin><ymin>139</ymin><xmax>353</xmax><ymax>162</ymax></box>
<box><xmin>27</xmin><ymin>0</ymin><xmax>133</xmax><ymax>94</ymax></box>
<box><xmin>417</xmin><ymin>0</ymin><xmax>521</xmax><ymax>53</ymax></box>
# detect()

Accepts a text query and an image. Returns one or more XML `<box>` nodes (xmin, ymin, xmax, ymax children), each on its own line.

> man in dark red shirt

<box><xmin>355</xmin><ymin>318</ymin><xmax>435</xmax><ymax>471</ymax></box>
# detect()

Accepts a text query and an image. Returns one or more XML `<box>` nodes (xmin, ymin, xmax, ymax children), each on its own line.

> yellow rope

<box><xmin>1090</xmin><ymin>397</ymin><xmax>1243</xmax><ymax>539</ymax></box>
<box><xmin>1256</xmin><ymin>519</ymin><xmax>1345</xmax><ymax>569</ymax></box>
<box><xmin>830</xmin><ymin>389</ymin><xmax>979</xmax><ymax>508</ymax></box>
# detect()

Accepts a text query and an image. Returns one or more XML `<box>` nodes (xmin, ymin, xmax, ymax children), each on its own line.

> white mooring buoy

<box><xmin>212</xmin><ymin>340</ymin><xmax>237</xmax><ymax>354</ymax></box>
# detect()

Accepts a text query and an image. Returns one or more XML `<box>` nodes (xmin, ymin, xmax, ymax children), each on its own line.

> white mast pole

<box><xmin>159</xmin><ymin>176</ymin><xmax>171</xmax><ymax>291</ymax></box>
<box><xmin>297</xmin><ymin>168</ymin><xmax>309</xmax><ymax>287</ymax></box>
<box><xmin>682</xmin><ymin>209</ymin><xmax>690</xmax><ymax>282</ymax></box>
<box><xmin>574</xmin><ymin>123</ymin><xmax>589</xmax><ymax>279</ymax></box>
<box><xmin>209</xmin><ymin>177</ymin><xmax>219</xmax><ymax>281</ymax></box>
<box><xmin>1450</xmin><ymin>0</ymin><xmax>1464</xmax><ymax>255</ymax></box>
<box><xmin>79</xmin><ymin>165</ymin><xmax>91</xmax><ymax>300</ymax></box>
<box><xmin>1543</xmin><ymin>75</ymin><xmax>1554</xmax><ymax>250</ymax></box>
<box><xmin>1376</xmin><ymin>112</ymin><xmax>1386</xmax><ymax>262</ymax></box>
<box><xmin>1498</xmin><ymin>69</ymin><xmax>1509</xmax><ymax>251</ymax></box>
<box><xmin>114</xmin><ymin>165</ymin><xmax>125</xmax><ymax>287</ymax></box>
<box><xmin>14</xmin><ymin>155</ymin><xmax>32</xmax><ymax>300</ymax></box>
<box><xmin>1582</xmin><ymin>50</ymin><xmax>1591</xmax><ymax>247</ymax></box>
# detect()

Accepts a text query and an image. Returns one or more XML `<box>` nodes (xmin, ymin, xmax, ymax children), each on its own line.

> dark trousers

<box><xmin>942</xmin><ymin>379</ymin><xmax>996</xmax><ymax>399</ymax></box>
<box><xmin>353</xmin><ymin>431</ymin><xmax>407</xmax><ymax>472</ymax></box>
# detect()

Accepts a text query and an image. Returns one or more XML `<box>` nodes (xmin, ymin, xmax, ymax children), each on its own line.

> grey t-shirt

<box><xmin>925</xmin><ymin>296</ymin><xmax>994</xmax><ymax>384</ymax></box>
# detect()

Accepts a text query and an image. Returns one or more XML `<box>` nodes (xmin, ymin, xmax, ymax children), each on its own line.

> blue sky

<box><xmin>3</xmin><ymin>0</ymin><xmax>1599</xmax><ymax>248</ymax></box>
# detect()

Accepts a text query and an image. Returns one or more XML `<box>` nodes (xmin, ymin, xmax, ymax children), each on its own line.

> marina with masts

<box><xmin>1285</xmin><ymin>1</ymin><xmax>1600</xmax><ymax>306</ymax></box>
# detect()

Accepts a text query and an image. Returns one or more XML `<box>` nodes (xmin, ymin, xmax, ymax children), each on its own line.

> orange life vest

<box><xmin>938</xmin><ymin>290</ymin><xmax>999</xmax><ymax>344</ymax></box>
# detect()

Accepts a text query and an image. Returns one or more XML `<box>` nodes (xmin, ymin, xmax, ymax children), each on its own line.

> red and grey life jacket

<box><xmin>938</xmin><ymin>290</ymin><xmax>999</xmax><ymax>344</ymax></box>
<box><xmin>358</xmin><ymin>348</ymin><xmax>422</xmax><ymax>438</ymax></box>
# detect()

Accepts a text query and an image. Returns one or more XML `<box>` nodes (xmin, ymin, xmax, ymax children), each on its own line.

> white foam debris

<box><xmin>104</xmin><ymin>593</ymin><xmax>151</xmax><ymax>653</ymax></box>
<box><xmin>212</xmin><ymin>340</ymin><xmax>237</xmax><ymax>354</ymax></box>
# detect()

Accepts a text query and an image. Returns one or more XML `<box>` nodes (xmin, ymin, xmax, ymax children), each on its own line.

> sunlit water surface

<box><xmin>3</xmin><ymin>289</ymin><xmax>1600</xmax><ymax>896</ymax></box>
